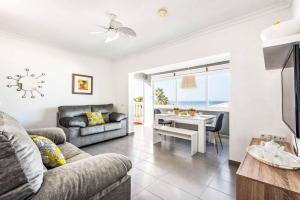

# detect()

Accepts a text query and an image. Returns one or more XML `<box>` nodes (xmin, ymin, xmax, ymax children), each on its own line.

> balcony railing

<box><xmin>134</xmin><ymin>102</ymin><xmax>143</xmax><ymax>124</ymax></box>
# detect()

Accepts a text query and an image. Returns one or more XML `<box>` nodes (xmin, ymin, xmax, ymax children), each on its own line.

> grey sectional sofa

<box><xmin>57</xmin><ymin>104</ymin><xmax>128</xmax><ymax>147</ymax></box>
<box><xmin>0</xmin><ymin>111</ymin><xmax>131</xmax><ymax>200</ymax></box>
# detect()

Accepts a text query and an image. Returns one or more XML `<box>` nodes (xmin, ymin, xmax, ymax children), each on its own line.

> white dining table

<box><xmin>153</xmin><ymin>113</ymin><xmax>216</xmax><ymax>154</ymax></box>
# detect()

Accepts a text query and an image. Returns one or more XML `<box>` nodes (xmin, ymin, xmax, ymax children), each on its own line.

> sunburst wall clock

<box><xmin>6</xmin><ymin>68</ymin><xmax>45</xmax><ymax>98</ymax></box>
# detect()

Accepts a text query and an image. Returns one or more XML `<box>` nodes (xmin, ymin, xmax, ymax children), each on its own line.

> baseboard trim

<box><xmin>229</xmin><ymin>160</ymin><xmax>240</xmax><ymax>167</ymax></box>
<box><xmin>127</xmin><ymin>132</ymin><xmax>134</xmax><ymax>136</ymax></box>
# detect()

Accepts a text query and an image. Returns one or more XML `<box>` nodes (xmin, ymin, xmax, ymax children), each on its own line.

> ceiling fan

<box><xmin>90</xmin><ymin>13</ymin><xmax>137</xmax><ymax>43</ymax></box>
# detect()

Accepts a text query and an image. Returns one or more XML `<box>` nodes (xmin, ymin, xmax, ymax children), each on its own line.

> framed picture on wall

<box><xmin>72</xmin><ymin>74</ymin><xmax>93</xmax><ymax>95</ymax></box>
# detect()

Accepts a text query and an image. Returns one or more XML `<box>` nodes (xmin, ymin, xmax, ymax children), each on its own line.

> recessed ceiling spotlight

<box><xmin>158</xmin><ymin>8</ymin><xmax>168</xmax><ymax>17</ymax></box>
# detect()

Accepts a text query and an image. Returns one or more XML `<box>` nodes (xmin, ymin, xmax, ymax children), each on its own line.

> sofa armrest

<box><xmin>26</xmin><ymin>127</ymin><xmax>66</xmax><ymax>145</ymax></box>
<box><xmin>32</xmin><ymin>153</ymin><xmax>132</xmax><ymax>200</ymax></box>
<box><xmin>59</xmin><ymin>116</ymin><xmax>87</xmax><ymax>128</ymax></box>
<box><xmin>109</xmin><ymin>112</ymin><xmax>127</xmax><ymax>122</ymax></box>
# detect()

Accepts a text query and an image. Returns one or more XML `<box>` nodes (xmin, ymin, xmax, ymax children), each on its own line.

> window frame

<box><xmin>152</xmin><ymin>65</ymin><xmax>230</xmax><ymax>110</ymax></box>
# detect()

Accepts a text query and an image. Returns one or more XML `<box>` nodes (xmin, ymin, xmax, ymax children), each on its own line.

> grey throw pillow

<box><xmin>102</xmin><ymin>112</ymin><xmax>110</xmax><ymax>123</ymax></box>
<box><xmin>109</xmin><ymin>112</ymin><xmax>127</xmax><ymax>122</ymax></box>
<box><xmin>59</xmin><ymin>116</ymin><xmax>88</xmax><ymax>128</ymax></box>
<box><xmin>0</xmin><ymin>112</ymin><xmax>44</xmax><ymax>200</ymax></box>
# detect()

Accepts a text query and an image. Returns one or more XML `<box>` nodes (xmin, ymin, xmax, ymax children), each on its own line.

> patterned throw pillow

<box><xmin>85</xmin><ymin>111</ymin><xmax>105</xmax><ymax>126</ymax></box>
<box><xmin>31</xmin><ymin>136</ymin><xmax>66</xmax><ymax>168</ymax></box>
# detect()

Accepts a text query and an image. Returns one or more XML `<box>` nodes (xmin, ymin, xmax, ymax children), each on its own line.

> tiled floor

<box><xmin>82</xmin><ymin>125</ymin><xmax>237</xmax><ymax>200</ymax></box>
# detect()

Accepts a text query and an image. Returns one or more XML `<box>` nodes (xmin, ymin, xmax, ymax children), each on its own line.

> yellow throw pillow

<box><xmin>31</xmin><ymin>135</ymin><xmax>66</xmax><ymax>168</ymax></box>
<box><xmin>85</xmin><ymin>111</ymin><xmax>105</xmax><ymax>126</ymax></box>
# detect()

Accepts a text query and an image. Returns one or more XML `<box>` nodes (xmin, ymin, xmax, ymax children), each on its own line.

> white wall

<box><xmin>0</xmin><ymin>32</ymin><xmax>113</xmax><ymax>128</ymax></box>
<box><xmin>293</xmin><ymin>0</ymin><xmax>300</xmax><ymax>19</ymax></box>
<box><xmin>112</xmin><ymin>8</ymin><xmax>293</xmax><ymax>162</ymax></box>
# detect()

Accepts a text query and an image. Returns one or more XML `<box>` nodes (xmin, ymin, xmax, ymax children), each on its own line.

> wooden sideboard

<box><xmin>236</xmin><ymin>138</ymin><xmax>300</xmax><ymax>200</ymax></box>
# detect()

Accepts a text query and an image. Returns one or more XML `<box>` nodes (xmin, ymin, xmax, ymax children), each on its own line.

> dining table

<box><xmin>153</xmin><ymin>113</ymin><xmax>216</xmax><ymax>154</ymax></box>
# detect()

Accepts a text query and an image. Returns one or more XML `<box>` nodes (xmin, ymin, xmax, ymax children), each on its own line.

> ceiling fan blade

<box><xmin>118</xmin><ymin>27</ymin><xmax>136</xmax><ymax>37</ymax></box>
<box><xmin>110</xmin><ymin>19</ymin><xmax>123</xmax><ymax>29</ymax></box>
<box><xmin>105</xmin><ymin>31</ymin><xmax>120</xmax><ymax>43</ymax></box>
<box><xmin>96</xmin><ymin>24</ymin><xmax>108</xmax><ymax>30</ymax></box>
<box><xmin>90</xmin><ymin>25</ymin><xmax>109</xmax><ymax>35</ymax></box>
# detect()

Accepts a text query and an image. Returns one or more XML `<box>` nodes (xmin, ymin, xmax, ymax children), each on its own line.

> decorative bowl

<box><xmin>247</xmin><ymin>144</ymin><xmax>300</xmax><ymax>170</ymax></box>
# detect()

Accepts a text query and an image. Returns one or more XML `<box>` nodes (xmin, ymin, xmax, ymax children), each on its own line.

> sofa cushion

<box><xmin>80</xmin><ymin>125</ymin><xmax>104</xmax><ymax>136</ymax></box>
<box><xmin>66</xmin><ymin>152</ymin><xmax>91</xmax><ymax>163</ymax></box>
<box><xmin>59</xmin><ymin>116</ymin><xmax>87</xmax><ymax>128</ymax></box>
<box><xmin>109</xmin><ymin>112</ymin><xmax>127</xmax><ymax>122</ymax></box>
<box><xmin>31</xmin><ymin>153</ymin><xmax>131</xmax><ymax>200</ymax></box>
<box><xmin>57</xmin><ymin>142</ymin><xmax>82</xmax><ymax>160</ymax></box>
<box><xmin>0</xmin><ymin>111</ymin><xmax>44</xmax><ymax>200</ymax></box>
<box><xmin>91</xmin><ymin>104</ymin><xmax>113</xmax><ymax>113</ymax></box>
<box><xmin>58</xmin><ymin>105</ymin><xmax>91</xmax><ymax>118</ymax></box>
<box><xmin>104</xmin><ymin>122</ymin><xmax>122</xmax><ymax>131</ymax></box>
<box><xmin>31</xmin><ymin>135</ymin><xmax>66</xmax><ymax>168</ymax></box>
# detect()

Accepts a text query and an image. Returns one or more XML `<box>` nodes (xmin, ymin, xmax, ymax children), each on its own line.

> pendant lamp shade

<box><xmin>181</xmin><ymin>75</ymin><xmax>197</xmax><ymax>88</ymax></box>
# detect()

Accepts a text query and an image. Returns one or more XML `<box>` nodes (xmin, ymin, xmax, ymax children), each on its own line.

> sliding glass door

<box><xmin>176</xmin><ymin>75</ymin><xmax>206</xmax><ymax>109</ymax></box>
<box><xmin>152</xmin><ymin>66</ymin><xmax>230</xmax><ymax>109</ymax></box>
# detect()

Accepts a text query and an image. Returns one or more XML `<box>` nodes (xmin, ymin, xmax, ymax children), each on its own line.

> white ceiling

<box><xmin>0</xmin><ymin>0</ymin><xmax>290</xmax><ymax>60</ymax></box>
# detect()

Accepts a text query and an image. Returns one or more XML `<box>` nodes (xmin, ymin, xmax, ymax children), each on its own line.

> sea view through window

<box><xmin>153</xmin><ymin>69</ymin><xmax>230</xmax><ymax>109</ymax></box>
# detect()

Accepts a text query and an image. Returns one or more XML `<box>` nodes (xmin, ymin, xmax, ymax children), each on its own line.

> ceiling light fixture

<box><xmin>181</xmin><ymin>75</ymin><xmax>197</xmax><ymax>89</ymax></box>
<box><xmin>158</xmin><ymin>8</ymin><xmax>168</xmax><ymax>17</ymax></box>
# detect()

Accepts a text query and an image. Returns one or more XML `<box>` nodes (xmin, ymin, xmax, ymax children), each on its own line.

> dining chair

<box><xmin>154</xmin><ymin>109</ymin><xmax>173</xmax><ymax>126</ymax></box>
<box><xmin>206</xmin><ymin>113</ymin><xmax>224</xmax><ymax>153</ymax></box>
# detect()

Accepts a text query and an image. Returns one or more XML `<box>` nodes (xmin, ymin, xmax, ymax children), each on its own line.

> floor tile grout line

<box><xmin>130</xmin><ymin>153</ymin><xmax>234</xmax><ymax>197</ymax></box>
<box><xmin>206</xmin><ymin>185</ymin><xmax>235</xmax><ymax>198</ymax></box>
<box><xmin>134</xmin><ymin>165</ymin><xmax>202</xmax><ymax>199</ymax></box>
<box><xmin>158</xmin><ymin>178</ymin><xmax>205</xmax><ymax>199</ymax></box>
<box><xmin>140</xmin><ymin>179</ymin><xmax>165</xmax><ymax>200</ymax></box>
<box><xmin>145</xmin><ymin>190</ymin><xmax>165</xmax><ymax>200</ymax></box>
<box><xmin>151</xmin><ymin>176</ymin><xmax>204</xmax><ymax>200</ymax></box>
<box><xmin>84</xmin><ymin>126</ymin><xmax>234</xmax><ymax>200</ymax></box>
<box><xmin>133</xmin><ymin>159</ymin><xmax>233</xmax><ymax>199</ymax></box>
<box><xmin>130</xmin><ymin>166</ymin><xmax>171</xmax><ymax>182</ymax></box>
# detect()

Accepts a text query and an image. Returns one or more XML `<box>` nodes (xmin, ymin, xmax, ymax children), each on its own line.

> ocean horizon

<box><xmin>168</xmin><ymin>101</ymin><xmax>227</xmax><ymax>108</ymax></box>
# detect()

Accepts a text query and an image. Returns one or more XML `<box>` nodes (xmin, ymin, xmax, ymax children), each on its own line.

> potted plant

<box><xmin>189</xmin><ymin>108</ymin><xmax>197</xmax><ymax>117</ymax></box>
<box><xmin>173</xmin><ymin>107</ymin><xmax>180</xmax><ymax>116</ymax></box>
<box><xmin>181</xmin><ymin>111</ymin><xmax>187</xmax><ymax>117</ymax></box>
<box><xmin>133</xmin><ymin>96</ymin><xmax>143</xmax><ymax>102</ymax></box>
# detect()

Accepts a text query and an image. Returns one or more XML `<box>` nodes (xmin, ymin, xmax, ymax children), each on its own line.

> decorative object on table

<box><xmin>247</xmin><ymin>140</ymin><xmax>300</xmax><ymax>170</ymax></box>
<box><xmin>173</xmin><ymin>107</ymin><xmax>180</xmax><ymax>116</ymax></box>
<box><xmin>72</xmin><ymin>74</ymin><xmax>93</xmax><ymax>95</ymax></box>
<box><xmin>6</xmin><ymin>68</ymin><xmax>45</xmax><ymax>98</ymax></box>
<box><xmin>181</xmin><ymin>111</ymin><xmax>187</xmax><ymax>117</ymax></box>
<box><xmin>133</xmin><ymin>96</ymin><xmax>143</xmax><ymax>102</ymax></box>
<box><xmin>189</xmin><ymin>108</ymin><xmax>196</xmax><ymax>117</ymax></box>
<box><xmin>181</xmin><ymin>75</ymin><xmax>197</xmax><ymax>89</ymax></box>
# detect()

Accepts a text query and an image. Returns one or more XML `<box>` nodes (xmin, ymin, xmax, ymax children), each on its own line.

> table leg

<box><xmin>153</xmin><ymin>116</ymin><xmax>161</xmax><ymax>144</ymax></box>
<box><xmin>197</xmin><ymin>120</ymin><xmax>206</xmax><ymax>153</ymax></box>
<box><xmin>191</xmin><ymin>134</ymin><xmax>197</xmax><ymax>156</ymax></box>
<box><xmin>153</xmin><ymin>129</ymin><xmax>161</xmax><ymax>144</ymax></box>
